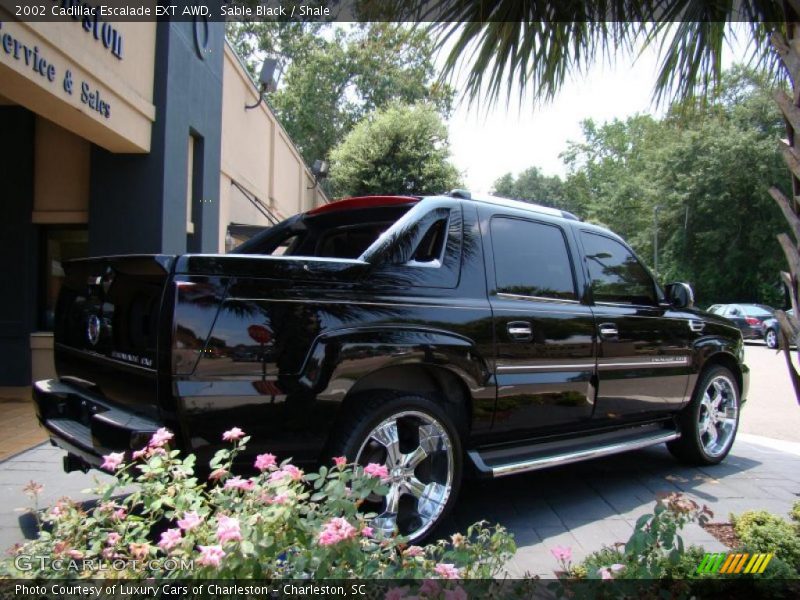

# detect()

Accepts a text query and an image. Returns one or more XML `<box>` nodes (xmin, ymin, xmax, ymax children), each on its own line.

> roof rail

<box><xmin>447</xmin><ymin>190</ymin><xmax>580</xmax><ymax>221</ymax></box>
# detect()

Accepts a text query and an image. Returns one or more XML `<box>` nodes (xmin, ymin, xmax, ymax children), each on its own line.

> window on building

<box><xmin>39</xmin><ymin>226</ymin><xmax>88</xmax><ymax>330</ymax></box>
<box><xmin>491</xmin><ymin>217</ymin><xmax>577</xmax><ymax>301</ymax></box>
<box><xmin>581</xmin><ymin>231</ymin><xmax>657</xmax><ymax>306</ymax></box>
<box><xmin>186</xmin><ymin>133</ymin><xmax>204</xmax><ymax>252</ymax></box>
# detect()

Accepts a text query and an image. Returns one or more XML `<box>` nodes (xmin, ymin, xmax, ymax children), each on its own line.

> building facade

<box><xmin>0</xmin><ymin>11</ymin><xmax>326</xmax><ymax>386</ymax></box>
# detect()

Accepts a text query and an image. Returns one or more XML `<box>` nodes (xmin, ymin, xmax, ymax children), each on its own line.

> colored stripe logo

<box><xmin>696</xmin><ymin>552</ymin><xmax>773</xmax><ymax>574</ymax></box>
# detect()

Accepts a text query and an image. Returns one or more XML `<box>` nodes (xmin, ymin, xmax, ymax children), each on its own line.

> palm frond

<box><xmin>429</xmin><ymin>0</ymin><xmax>785</xmax><ymax>108</ymax></box>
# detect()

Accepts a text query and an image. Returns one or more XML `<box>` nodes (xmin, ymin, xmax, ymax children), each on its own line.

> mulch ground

<box><xmin>702</xmin><ymin>522</ymin><xmax>741</xmax><ymax>548</ymax></box>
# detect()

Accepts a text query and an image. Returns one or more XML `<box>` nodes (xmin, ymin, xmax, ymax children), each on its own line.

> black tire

<box><xmin>667</xmin><ymin>365</ymin><xmax>740</xmax><ymax>465</ymax></box>
<box><xmin>765</xmin><ymin>328</ymin><xmax>778</xmax><ymax>349</ymax></box>
<box><xmin>327</xmin><ymin>391</ymin><xmax>463</xmax><ymax>543</ymax></box>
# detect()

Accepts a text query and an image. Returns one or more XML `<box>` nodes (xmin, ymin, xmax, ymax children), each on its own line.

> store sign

<box><xmin>0</xmin><ymin>20</ymin><xmax>112</xmax><ymax>118</ymax></box>
<box><xmin>49</xmin><ymin>0</ymin><xmax>124</xmax><ymax>60</ymax></box>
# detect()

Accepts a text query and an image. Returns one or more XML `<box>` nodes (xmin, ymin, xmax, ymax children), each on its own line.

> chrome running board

<box><xmin>468</xmin><ymin>429</ymin><xmax>680</xmax><ymax>478</ymax></box>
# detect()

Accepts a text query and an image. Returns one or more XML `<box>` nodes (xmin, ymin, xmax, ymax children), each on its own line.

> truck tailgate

<box><xmin>52</xmin><ymin>255</ymin><xmax>174</xmax><ymax>419</ymax></box>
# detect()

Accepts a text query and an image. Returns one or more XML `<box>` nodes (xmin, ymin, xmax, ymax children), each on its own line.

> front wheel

<box><xmin>330</xmin><ymin>393</ymin><xmax>462</xmax><ymax>543</ymax></box>
<box><xmin>765</xmin><ymin>328</ymin><xmax>778</xmax><ymax>349</ymax></box>
<box><xmin>667</xmin><ymin>366</ymin><xmax>740</xmax><ymax>465</ymax></box>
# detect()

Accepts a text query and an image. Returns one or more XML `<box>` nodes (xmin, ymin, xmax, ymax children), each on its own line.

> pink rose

<box><xmin>272</xmin><ymin>492</ymin><xmax>291</xmax><ymax>505</ymax></box>
<box><xmin>361</xmin><ymin>526</ymin><xmax>374</xmax><ymax>538</ymax></box>
<box><xmin>223</xmin><ymin>476</ymin><xmax>255</xmax><ymax>491</ymax></box>
<box><xmin>550</xmin><ymin>545</ymin><xmax>572</xmax><ymax>563</ymax></box>
<box><xmin>433</xmin><ymin>563</ymin><xmax>460</xmax><ymax>579</ymax></box>
<box><xmin>177</xmin><ymin>510</ymin><xmax>202</xmax><ymax>531</ymax></box>
<box><xmin>209</xmin><ymin>468</ymin><xmax>229</xmax><ymax>481</ymax></box>
<box><xmin>158</xmin><ymin>528</ymin><xmax>183</xmax><ymax>550</ymax></box>
<box><xmin>318</xmin><ymin>516</ymin><xmax>357</xmax><ymax>546</ymax></box>
<box><xmin>132</xmin><ymin>448</ymin><xmax>148</xmax><ymax>460</ymax></box>
<box><xmin>333</xmin><ymin>456</ymin><xmax>347</xmax><ymax>468</ymax></box>
<box><xmin>216</xmin><ymin>515</ymin><xmax>242</xmax><ymax>544</ymax></box>
<box><xmin>197</xmin><ymin>544</ymin><xmax>225</xmax><ymax>567</ymax></box>
<box><xmin>113</xmin><ymin>508</ymin><xmax>127</xmax><ymax>520</ymax></box>
<box><xmin>101</xmin><ymin>452</ymin><xmax>125</xmax><ymax>472</ymax></box>
<box><xmin>270</xmin><ymin>464</ymin><xmax>303</xmax><ymax>482</ymax></box>
<box><xmin>106</xmin><ymin>532</ymin><xmax>121</xmax><ymax>546</ymax></box>
<box><xmin>363</xmin><ymin>463</ymin><xmax>389</xmax><ymax>479</ymax></box>
<box><xmin>255</xmin><ymin>453</ymin><xmax>277</xmax><ymax>471</ymax></box>
<box><xmin>222</xmin><ymin>427</ymin><xmax>244</xmax><ymax>441</ymax></box>
<box><xmin>149</xmin><ymin>427</ymin><xmax>174</xmax><ymax>448</ymax></box>
<box><xmin>403</xmin><ymin>545</ymin><xmax>425</xmax><ymax>558</ymax></box>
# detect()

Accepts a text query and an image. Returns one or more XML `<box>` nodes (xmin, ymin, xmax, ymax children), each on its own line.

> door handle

<box><xmin>598</xmin><ymin>323</ymin><xmax>619</xmax><ymax>338</ymax></box>
<box><xmin>507</xmin><ymin>321</ymin><xmax>533</xmax><ymax>341</ymax></box>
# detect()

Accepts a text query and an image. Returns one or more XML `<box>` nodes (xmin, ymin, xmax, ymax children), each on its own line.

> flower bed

<box><xmin>2</xmin><ymin>427</ymin><xmax>515</xmax><ymax>580</ymax></box>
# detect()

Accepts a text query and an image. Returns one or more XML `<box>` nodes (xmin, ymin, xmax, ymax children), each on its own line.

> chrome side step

<box><xmin>468</xmin><ymin>429</ymin><xmax>680</xmax><ymax>478</ymax></box>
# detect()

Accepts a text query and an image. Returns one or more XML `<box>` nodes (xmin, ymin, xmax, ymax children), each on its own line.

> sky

<box><xmin>441</xmin><ymin>28</ymin><xmax>753</xmax><ymax>193</ymax></box>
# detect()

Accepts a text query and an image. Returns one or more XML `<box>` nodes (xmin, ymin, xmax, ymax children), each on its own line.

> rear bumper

<box><xmin>33</xmin><ymin>379</ymin><xmax>164</xmax><ymax>469</ymax></box>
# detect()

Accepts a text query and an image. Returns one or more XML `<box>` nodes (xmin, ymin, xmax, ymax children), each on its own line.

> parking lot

<box><xmin>1</xmin><ymin>343</ymin><xmax>799</xmax><ymax>576</ymax></box>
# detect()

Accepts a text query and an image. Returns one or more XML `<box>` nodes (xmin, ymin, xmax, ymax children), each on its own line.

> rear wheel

<box><xmin>329</xmin><ymin>393</ymin><xmax>462</xmax><ymax>543</ymax></box>
<box><xmin>765</xmin><ymin>328</ymin><xmax>778</xmax><ymax>349</ymax></box>
<box><xmin>667</xmin><ymin>366</ymin><xmax>740</xmax><ymax>465</ymax></box>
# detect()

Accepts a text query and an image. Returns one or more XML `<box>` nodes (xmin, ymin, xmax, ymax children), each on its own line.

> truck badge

<box><xmin>86</xmin><ymin>314</ymin><xmax>101</xmax><ymax>346</ymax></box>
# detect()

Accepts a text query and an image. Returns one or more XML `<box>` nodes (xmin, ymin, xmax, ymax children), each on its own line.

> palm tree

<box><xmin>429</xmin><ymin>0</ymin><xmax>800</xmax><ymax>403</ymax></box>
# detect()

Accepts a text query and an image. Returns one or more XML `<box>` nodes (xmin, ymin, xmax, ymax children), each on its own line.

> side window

<box><xmin>581</xmin><ymin>231</ymin><xmax>657</xmax><ymax>306</ymax></box>
<box><xmin>491</xmin><ymin>217</ymin><xmax>577</xmax><ymax>301</ymax></box>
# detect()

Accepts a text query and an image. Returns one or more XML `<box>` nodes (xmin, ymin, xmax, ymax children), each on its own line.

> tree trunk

<box><xmin>771</xmin><ymin>13</ymin><xmax>800</xmax><ymax>404</ymax></box>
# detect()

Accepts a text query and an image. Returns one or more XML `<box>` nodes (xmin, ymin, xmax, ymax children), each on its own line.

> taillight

<box><xmin>745</xmin><ymin>317</ymin><xmax>760</xmax><ymax>326</ymax></box>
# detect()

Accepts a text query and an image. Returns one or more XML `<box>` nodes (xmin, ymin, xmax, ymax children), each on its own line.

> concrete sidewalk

<box><xmin>2</xmin><ymin>435</ymin><xmax>798</xmax><ymax>577</ymax></box>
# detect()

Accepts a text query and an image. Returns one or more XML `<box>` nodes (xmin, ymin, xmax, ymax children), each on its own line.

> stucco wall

<box><xmin>0</xmin><ymin>11</ymin><xmax>156</xmax><ymax>153</ymax></box>
<box><xmin>219</xmin><ymin>44</ymin><xmax>327</xmax><ymax>251</ymax></box>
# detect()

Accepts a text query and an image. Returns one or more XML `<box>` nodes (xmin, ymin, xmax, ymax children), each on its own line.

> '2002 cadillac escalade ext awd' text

<box><xmin>34</xmin><ymin>192</ymin><xmax>748</xmax><ymax>541</ymax></box>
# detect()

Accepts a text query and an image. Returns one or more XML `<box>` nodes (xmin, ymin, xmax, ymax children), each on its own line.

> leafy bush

<box><xmin>733</xmin><ymin>510</ymin><xmax>800</xmax><ymax>571</ymax></box>
<box><xmin>2</xmin><ymin>427</ymin><xmax>514</xmax><ymax>579</ymax></box>
<box><xmin>791</xmin><ymin>501</ymin><xmax>800</xmax><ymax>528</ymax></box>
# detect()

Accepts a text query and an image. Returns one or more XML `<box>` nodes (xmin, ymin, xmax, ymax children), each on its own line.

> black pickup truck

<box><xmin>34</xmin><ymin>192</ymin><xmax>748</xmax><ymax>541</ymax></box>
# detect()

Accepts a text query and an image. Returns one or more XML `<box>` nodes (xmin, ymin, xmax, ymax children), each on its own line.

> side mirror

<box><xmin>665</xmin><ymin>282</ymin><xmax>695</xmax><ymax>309</ymax></box>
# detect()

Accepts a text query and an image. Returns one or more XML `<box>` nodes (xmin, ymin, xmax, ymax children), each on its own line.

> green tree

<box><xmin>328</xmin><ymin>103</ymin><xmax>461</xmax><ymax>197</ymax></box>
<box><xmin>558</xmin><ymin>67</ymin><xmax>789</xmax><ymax>306</ymax></box>
<box><xmin>227</xmin><ymin>23</ymin><xmax>454</xmax><ymax>164</ymax></box>
<box><xmin>491</xmin><ymin>167</ymin><xmax>582</xmax><ymax>214</ymax></box>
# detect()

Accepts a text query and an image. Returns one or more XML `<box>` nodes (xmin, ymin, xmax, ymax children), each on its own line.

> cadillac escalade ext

<box><xmin>34</xmin><ymin>192</ymin><xmax>748</xmax><ymax>542</ymax></box>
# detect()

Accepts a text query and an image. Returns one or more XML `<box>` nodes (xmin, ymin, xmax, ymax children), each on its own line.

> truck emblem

<box><xmin>86</xmin><ymin>314</ymin><xmax>101</xmax><ymax>346</ymax></box>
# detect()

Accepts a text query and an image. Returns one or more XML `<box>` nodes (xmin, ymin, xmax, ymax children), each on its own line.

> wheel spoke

<box><xmin>404</xmin><ymin>445</ymin><xmax>428</xmax><ymax>470</ymax></box>
<box><xmin>384</xmin><ymin>483</ymin><xmax>401</xmax><ymax>514</ymax></box>
<box><xmin>405</xmin><ymin>476</ymin><xmax>427</xmax><ymax>499</ymax></box>
<box><xmin>717</xmin><ymin>416</ymin><xmax>736</xmax><ymax>428</ymax></box>
<box><xmin>705</xmin><ymin>424</ymin><xmax>718</xmax><ymax>446</ymax></box>
<box><xmin>416</xmin><ymin>482</ymin><xmax>448</xmax><ymax>520</ymax></box>
<box><xmin>372</xmin><ymin>512</ymin><xmax>397</xmax><ymax>536</ymax></box>
<box><xmin>371</xmin><ymin>419</ymin><xmax>402</xmax><ymax>466</ymax></box>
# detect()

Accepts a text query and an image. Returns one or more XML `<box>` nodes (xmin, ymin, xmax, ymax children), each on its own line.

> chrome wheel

<box><xmin>765</xmin><ymin>329</ymin><xmax>778</xmax><ymax>349</ymax></box>
<box><xmin>355</xmin><ymin>410</ymin><xmax>454</xmax><ymax>541</ymax></box>
<box><xmin>697</xmin><ymin>375</ymin><xmax>738</xmax><ymax>457</ymax></box>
